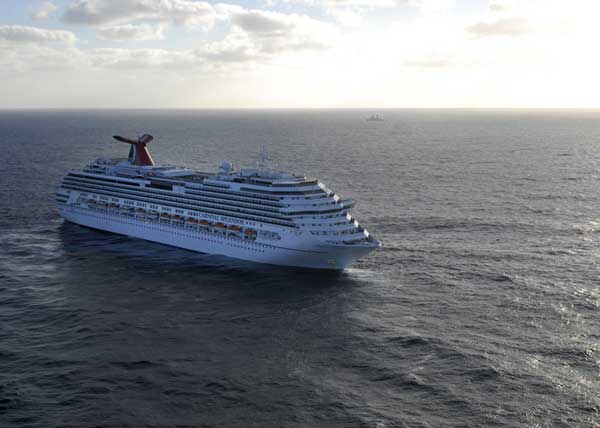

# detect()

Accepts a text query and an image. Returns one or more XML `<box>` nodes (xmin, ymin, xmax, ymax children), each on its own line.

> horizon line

<box><xmin>2</xmin><ymin>107</ymin><xmax>600</xmax><ymax>112</ymax></box>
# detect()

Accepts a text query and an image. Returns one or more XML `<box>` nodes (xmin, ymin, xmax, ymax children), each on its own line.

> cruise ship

<box><xmin>56</xmin><ymin>134</ymin><xmax>381</xmax><ymax>269</ymax></box>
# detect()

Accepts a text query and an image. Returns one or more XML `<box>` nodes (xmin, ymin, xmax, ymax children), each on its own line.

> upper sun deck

<box><xmin>215</xmin><ymin>169</ymin><xmax>315</xmax><ymax>188</ymax></box>
<box><xmin>84</xmin><ymin>136</ymin><xmax>321</xmax><ymax>189</ymax></box>
<box><xmin>85</xmin><ymin>154</ymin><xmax>317</xmax><ymax>191</ymax></box>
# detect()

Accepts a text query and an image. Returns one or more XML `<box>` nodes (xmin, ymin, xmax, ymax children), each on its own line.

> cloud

<box><xmin>267</xmin><ymin>0</ymin><xmax>454</xmax><ymax>24</ymax></box>
<box><xmin>85</xmin><ymin>45</ymin><xmax>254</xmax><ymax>70</ymax></box>
<box><xmin>62</xmin><ymin>0</ymin><xmax>216</xmax><ymax>29</ymax></box>
<box><xmin>201</xmin><ymin>44</ymin><xmax>257</xmax><ymax>63</ymax></box>
<box><xmin>0</xmin><ymin>25</ymin><xmax>77</xmax><ymax>44</ymax></box>
<box><xmin>466</xmin><ymin>17</ymin><xmax>531</xmax><ymax>37</ymax></box>
<box><xmin>30</xmin><ymin>1</ymin><xmax>57</xmax><ymax>21</ymax></box>
<box><xmin>230</xmin><ymin>10</ymin><xmax>292</xmax><ymax>35</ymax></box>
<box><xmin>81</xmin><ymin>5</ymin><xmax>339</xmax><ymax>66</ymax></box>
<box><xmin>0</xmin><ymin>43</ymin><xmax>198</xmax><ymax>74</ymax></box>
<box><xmin>0</xmin><ymin>3</ymin><xmax>337</xmax><ymax>76</ymax></box>
<box><xmin>96</xmin><ymin>23</ymin><xmax>165</xmax><ymax>41</ymax></box>
<box><xmin>267</xmin><ymin>0</ymin><xmax>394</xmax><ymax>24</ymax></box>
<box><xmin>61</xmin><ymin>0</ymin><xmax>337</xmax><ymax>52</ymax></box>
<box><xmin>61</xmin><ymin>0</ymin><xmax>339</xmax><ymax>51</ymax></box>
<box><xmin>410</xmin><ymin>0</ymin><xmax>455</xmax><ymax>13</ymax></box>
<box><xmin>330</xmin><ymin>9</ymin><xmax>364</xmax><ymax>27</ymax></box>
<box><xmin>88</xmin><ymin>47</ymin><xmax>199</xmax><ymax>69</ymax></box>
<box><xmin>0</xmin><ymin>43</ymin><xmax>85</xmax><ymax>73</ymax></box>
<box><xmin>404</xmin><ymin>55</ymin><xmax>451</xmax><ymax>68</ymax></box>
<box><xmin>487</xmin><ymin>0</ymin><xmax>522</xmax><ymax>14</ymax></box>
<box><xmin>270</xmin><ymin>0</ymin><xmax>396</xmax><ymax>8</ymax></box>
<box><xmin>223</xmin><ymin>7</ymin><xmax>338</xmax><ymax>55</ymax></box>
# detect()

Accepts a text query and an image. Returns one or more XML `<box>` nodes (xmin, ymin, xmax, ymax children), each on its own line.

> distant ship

<box><xmin>56</xmin><ymin>134</ymin><xmax>381</xmax><ymax>270</ymax></box>
<box><xmin>366</xmin><ymin>114</ymin><xmax>384</xmax><ymax>122</ymax></box>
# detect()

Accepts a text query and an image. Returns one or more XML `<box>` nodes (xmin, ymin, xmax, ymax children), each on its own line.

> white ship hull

<box><xmin>59</xmin><ymin>205</ymin><xmax>377</xmax><ymax>270</ymax></box>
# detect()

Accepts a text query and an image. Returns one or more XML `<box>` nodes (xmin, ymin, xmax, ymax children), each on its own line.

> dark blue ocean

<box><xmin>1</xmin><ymin>109</ymin><xmax>600</xmax><ymax>427</ymax></box>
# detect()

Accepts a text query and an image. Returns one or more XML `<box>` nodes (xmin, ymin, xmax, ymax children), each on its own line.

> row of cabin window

<box><xmin>81</xmin><ymin>207</ymin><xmax>269</xmax><ymax>251</ymax></box>
<box><xmin>88</xmin><ymin>193</ymin><xmax>259</xmax><ymax>227</ymax></box>
<box><xmin>82</xmin><ymin>182</ymin><xmax>291</xmax><ymax>223</ymax></box>
<box><xmin>72</xmin><ymin>184</ymin><xmax>280</xmax><ymax>226</ymax></box>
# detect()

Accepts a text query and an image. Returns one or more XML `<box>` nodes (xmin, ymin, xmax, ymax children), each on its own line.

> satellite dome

<box><xmin>220</xmin><ymin>161</ymin><xmax>233</xmax><ymax>173</ymax></box>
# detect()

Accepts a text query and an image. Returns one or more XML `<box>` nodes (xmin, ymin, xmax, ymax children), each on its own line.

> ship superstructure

<box><xmin>56</xmin><ymin>134</ymin><xmax>380</xmax><ymax>269</ymax></box>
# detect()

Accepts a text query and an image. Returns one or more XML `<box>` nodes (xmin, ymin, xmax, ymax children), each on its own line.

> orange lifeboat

<box><xmin>228</xmin><ymin>225</ymin><xmax>242</xmax><ymax>232</ymax></box>
<box><xmin>186</xmin><ymin>218</ymin><xmax>198</xmax><ymax>223</ymax></box>
<box><xmin>199</xmin><ymin>219</ymin><xmax>210</xmax><ymax>226</ymax></box>
<box><xmin>244</xmin><ymin>229</ymin><xmax>257</xmax><ymax>236</ymax></box>
<box><xmin>172</xmin><ymin>214</ymin><xmax>183</xmax><ymax>221</ymax></box>
<box><xmin>214</xmin><ymin>223</ymin><xmax>227</xmax><ymax>229</ymax></box>
<box><xmin>109</xmin><ymin>203</ymin><xmax>119</xmax><ymax>209</ymax></box>
<box><xmin>160</xmin><ymin>212</ymin><xmax>171</xmax><ymax>219</ymax></box>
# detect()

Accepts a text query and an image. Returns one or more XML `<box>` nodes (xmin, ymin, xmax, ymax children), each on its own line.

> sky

<box><xmin>0</xmin><ymin>0</ymin><xmax>598</xmax><ymax>108</ymax></box>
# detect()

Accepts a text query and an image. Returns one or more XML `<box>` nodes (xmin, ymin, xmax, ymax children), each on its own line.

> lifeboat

<box><xmin>228</xmin><ymin>225</ymin><xmax>242</xmax><ymax>232</ymax></box>
<box><xmin>149</xmin><ymin>210</ymin><xmax>158</xmax><ymax>215</ymax></box>
<box><xmin>199</xmin><ymin>219</ymin><xmax>211</xmax><ymax>226</ymax></box>
<box><xmin>109</xmin><ymin>203</ymin><xmax>119</xmax><ymax>209</ymax></box>
<box><xmin>135</xmin><ymin>208</ymin><xmax>146</xmax><ymax>213</ymax></box>
<box><xmin>244</xmin><ymin>229</ymin><xmax>257</xmax><ymax>236</ymax></box>
<box><xmin>172</xmin><ymin>214</ymin><xmax>183</xmax><ymax>221</ymax></box>
<box><xmin>186</xmin><ymin>218</ymin><xmax>198</xmax><ymax>223</ymax></box>
<box><xmin>214</xmin><ymin>223</ymin><xmax>227</xmax><ymax>229</ymax></box>
<box><xmin>97</xmin><ymin>201</ymin><xmax>107</xmax><ymax>207</ymax></box>
<box><xmin>87</xmin><ymin>199</ymin><xmax>96</xmax><ymax>204</ymax></box>
<box><xmin>160</xmin><ymin>212</ymin><xmax>170</xmax><ymax>219</ymax></box>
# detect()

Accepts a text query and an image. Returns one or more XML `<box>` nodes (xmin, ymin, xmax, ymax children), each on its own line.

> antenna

<box><xmin>257</xmin><ymin>146</ymin><xmax>272</xmax><ymax>170</ymax></box>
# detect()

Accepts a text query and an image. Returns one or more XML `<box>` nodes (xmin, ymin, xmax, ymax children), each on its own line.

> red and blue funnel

<box><xmin>113</xmin><ymin>134</ymin><xmax>155</xmax><ymax>166</ymax></box>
